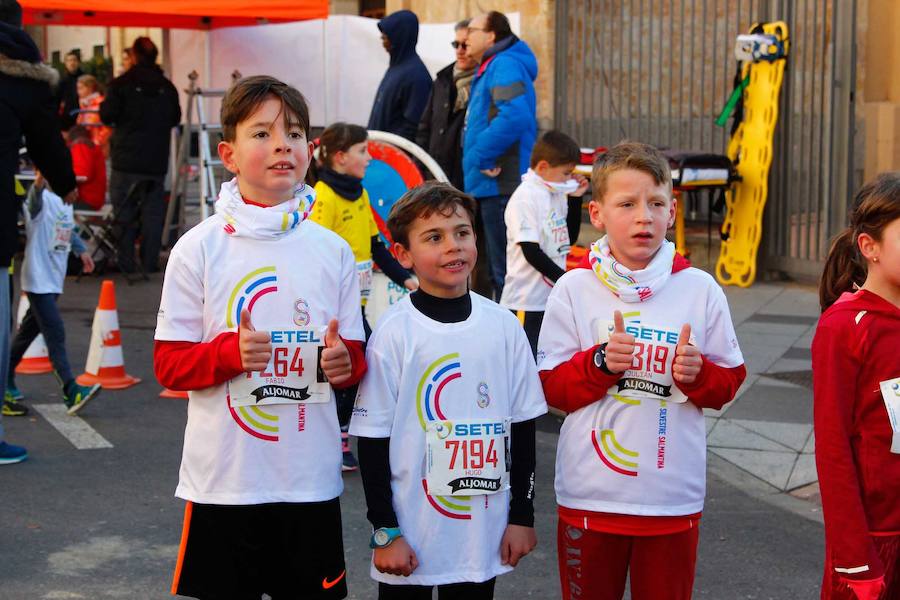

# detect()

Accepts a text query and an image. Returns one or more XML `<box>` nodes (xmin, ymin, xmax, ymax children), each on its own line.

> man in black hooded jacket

<box><xmin>367</xmin><ymin>9</ymin><xmax>432</xmax><ymax>142</ymax></box>
<box><xmin>0</xmin><ymin>0</ymin><xmax>77</xmax><ymax>463</ymax></box>
<box><xmin>100</xmin><ymin>36</ymin><xmax>180</xmax><ymax>273</ymax></box>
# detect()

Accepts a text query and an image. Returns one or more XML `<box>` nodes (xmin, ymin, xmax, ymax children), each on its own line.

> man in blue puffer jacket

<box><xmin>462</xmin><ymin>11</ymin><xmax>537</xmax><ymax>300</ymax></box>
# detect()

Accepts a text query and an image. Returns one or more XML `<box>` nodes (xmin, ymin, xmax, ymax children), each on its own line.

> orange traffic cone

<box><xmin>14</xmin><ymin>293</ymin><xmax>53</xmax><ymax>374</ymax></box>
<box><xmin>76</xmin><ymin>280</ymin><xmax>141</xmax><ymax>389</ymax></box>
<box><xmin>159</xmin><ymin>388</ymin><xmax>188</xmax><ymax>399</ymax></box>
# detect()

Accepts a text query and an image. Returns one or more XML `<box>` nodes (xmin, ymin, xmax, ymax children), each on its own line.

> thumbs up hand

<box><xmin>605</xmin><ymin>310</ymin><xmax>637</xmax><ymax>374</ymax></box>
<box><xmin>320</xmin><ymin>319</ymin><xmax>352</xmax><ymax>386</ymax></box>
<box><xmin>673</xmin><ymin>324</ymin><xmax>703</xmax><ymax>384</ymax></box>
<box><xmin>239</xmin><ymin>309</ymin><xmax>272</xmax><ymax>372</ymax></box>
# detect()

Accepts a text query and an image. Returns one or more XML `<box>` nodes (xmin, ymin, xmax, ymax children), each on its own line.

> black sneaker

<box><xmin>341</xmin><ymin>431</ymin><xmax>358</xmax><ymax>472</ymax></box>
<box><xmin>2</xmin><ymin>393</ymin><xmax>28</xmax><ymax>417</ymax></box>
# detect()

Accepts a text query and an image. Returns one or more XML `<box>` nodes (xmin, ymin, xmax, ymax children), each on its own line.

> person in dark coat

<box><xmin>367</xmin><ymin>9</ymin><xmax>432</xmax><ymax>142</ymax></box>
<box><xmin>415</xmin><ymin>19</ymin><xmax>476</xmax><ymax>190</ymax></box>
<box><xmin>100</xmin><ymin>36</ymin><xmax>181</xmax><ymax>273</ymax></box>
<box><xmin>0</xmin><ymin>0</ymin><xmax>77</xmax><ymax>463</ymax></box>
<box><xmin>55</xmin><ymin>50</ymin><xmax>82</xmax><ymax>131</ymax></box>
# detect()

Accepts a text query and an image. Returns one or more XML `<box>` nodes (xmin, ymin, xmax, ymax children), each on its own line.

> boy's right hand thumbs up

<box><xmin>238</xmin><ymin>309</ymin><xmax>272</xmax><ymax>372</ymax></box>
<box><xmin>605</xmin><ymin>310</ymin><xmax>637</xmax><ymax>374</ymax></box>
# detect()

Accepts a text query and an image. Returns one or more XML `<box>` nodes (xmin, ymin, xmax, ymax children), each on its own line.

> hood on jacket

<box><xmin>479</xmin><ymin>35</ymin><xmax>538</xmax><ymax>83</ymax></box>
<box><xmin>0</xmin><ymin>24</ymin><xmax>59</xmax><ymax>88</ymax></box>
<box><xmin>826</xmin><ymin>289</ymin><xmax>900</xmax><ymax>319</ymax></box>
<box><xmin>378</xmin><ymin>10</ymin><xmax>419</xmax><ymax>66</ymax></box>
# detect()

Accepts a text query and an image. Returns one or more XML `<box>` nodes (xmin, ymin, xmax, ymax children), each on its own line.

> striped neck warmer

<box><xmin>588</xmin><ymin>235</ymin><xmax>676</xmax><ymax>303</ymax></box>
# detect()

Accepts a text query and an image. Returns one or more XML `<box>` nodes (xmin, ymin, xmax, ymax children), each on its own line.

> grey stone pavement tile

<box><xmin>705</xmin><ymin>282</ymin><xmax>825</xmax><ymax>493</ymax></box>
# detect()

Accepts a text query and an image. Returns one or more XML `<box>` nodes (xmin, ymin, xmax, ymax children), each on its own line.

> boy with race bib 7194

<box><xmin>351</xmin><ymin>182</ymin><xmax>547</xmax><ymax>599</ymax></box>
<box><xmin>538</xmin><ymin>142</ymin><xmax>747</xmax><ymax>600</ymax></box>
<box><xmin>154</xmin><ymin>76</ymin><xmax>366</xmax><ymax>600</ymax></box>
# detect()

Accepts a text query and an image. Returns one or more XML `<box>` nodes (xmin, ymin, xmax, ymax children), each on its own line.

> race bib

<box><xmin>357</xmin><ymin>260</ymin><xmax>374</xmax><ymax>302</ymax></box>
<box><xmin>425</xmin><ymin>418</ymin><xmax>511</xmax><ymax>496</ymax></box>
<box><xmin>229</xmin><ymin>327</ymin><xmax>330</xmax><ymax>406</ymax></box>
<box><xmin>596</xmin><ymin>320</ymin><xmax>694</xmax><ymax>403</ymax></box>
<box><xmin>879</xmin><ymin>377</ymin><xmax>900</xmax><ymax>454</ymax></box>
<box><xmin>545</xmin><ymin>210</ymin><xmax>570</xmax><ymax>258</ymax></box>
<box><xmin>52</xmin><ymin>217</ymin><xmax>74</xmax><ymax>253</ymax></box>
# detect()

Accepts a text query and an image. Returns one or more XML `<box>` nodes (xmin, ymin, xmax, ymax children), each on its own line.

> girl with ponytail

<box><xmin>813</xmin><ymin>172</ymin><xmax>900</xmax><ymax>600</ymax></box>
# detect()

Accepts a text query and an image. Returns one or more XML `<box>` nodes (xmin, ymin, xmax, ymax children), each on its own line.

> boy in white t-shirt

<box><xmin>350</xmin><ymin>182</ymin><xmax>547</xmax><ymax>599</ymax></box>
<box><xmin>154</xmin><ymin>76</ymin><xmax>365</xmax><ymax>600</ymax></box>
<box><xmin>6</xmin><ymin>176</ymin><xmax>98</xmax><ymax>418</ymax></box>
<box><xmin>537</xmin><ymin>142</ymin><xmax>747</xmax><ymax>600</ymax></box>
<box><xmin>500</xmin><ymin>131</ymin><xmax>588</xmax><ymax>357</ymax></box>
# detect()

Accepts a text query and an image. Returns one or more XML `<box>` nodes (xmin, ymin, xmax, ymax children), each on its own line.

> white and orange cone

<box><xmin>76</xmin><ymin>280</ymin><xmax>141</xmax><ymax>389</ymax></box>
<box><xmin>14</xmin><ymin>293</ymin><xmax>53</xmax><ymax>375</ymax></box>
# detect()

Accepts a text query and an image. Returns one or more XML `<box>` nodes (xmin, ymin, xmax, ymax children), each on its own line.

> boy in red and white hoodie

<box><xmin>537</xmin><ymin>142</ymin><xmax>746</xmax><ymax>600</ymax></box>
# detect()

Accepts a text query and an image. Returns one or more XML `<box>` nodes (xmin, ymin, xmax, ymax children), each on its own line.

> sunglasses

<box><xmin>451</xmin><ymin>41</ymin><xmax>468</xmax><ymax>50</ymax></box>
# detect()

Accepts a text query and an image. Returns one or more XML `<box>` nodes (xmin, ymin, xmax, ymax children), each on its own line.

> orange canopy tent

<box><xmin>21</xmin><ymin>0</ymin><xmax>328</xmax><ymax>28</ymax></box>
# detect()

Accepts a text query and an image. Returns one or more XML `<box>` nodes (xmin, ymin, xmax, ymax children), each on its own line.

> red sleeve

<box><xmin>70</xmin><ymin>143</ymin><xmax>90</xmax><ymax>178</ymax></box>
<box><xmin>674</xmin><ymin>356</ymin><xmax>747</xmax><ymax>410</ymax></box>
<box><xmin>331</xmin><ymin>337</ymin><xmax>367</xmax><ymax>390</ymax></box>
<box><xmin>539</xmin><ymin>346</ymin><xmax>622</xmax><ymax>413</ymax></box>
<box><xmin>154</xmin><ymin>332</ymin><xmax>244</xmax><ymax>391</ymax></box>
<box><xmin>812</xmin><ymin>321</ymin><xmax>883</xmax><ymax>581</ymax></box>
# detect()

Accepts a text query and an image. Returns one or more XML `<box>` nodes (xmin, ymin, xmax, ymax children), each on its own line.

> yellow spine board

<box><xmin>715</xmin><ymin>21</ymin><xmax>789</xmax><ymax>287</ymax></box>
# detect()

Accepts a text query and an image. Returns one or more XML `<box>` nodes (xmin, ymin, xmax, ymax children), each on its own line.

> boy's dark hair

<box><xmin>530</xmin><ymin>130</ymin><xmax>581</xmax><ymax>168</ymax></box>
<box><xmin>318</xmin><ymin>122</ymin><xmax>368</xmax><ymax>169</ymax></box>
<box><xmin>592</xmin><ymin>141</ymin><xmax>672</xmax><ymax>201</ymax></box>
<box><xmin>484</xmin><ymin>11</ymin><xmax>513</xmax><ymax>42</ymax></box>
<box><xmin>455</xmin><ymin>18</ymin><xmax>470</xmax><ymax>31</ymax></box>
<box><xmin>131</xmin><ymin>37</ymin><xmax>158</xmax><ymax>67</ymax></box>
<box><xmin>388</xmin><ymin>182</ymin><xmax>477</xmax><ymax>247</ymax></box>
<box><xmin>221</xmin><ymin>75</ymin><xmax>311</xmax><ymax>143</ymax></box>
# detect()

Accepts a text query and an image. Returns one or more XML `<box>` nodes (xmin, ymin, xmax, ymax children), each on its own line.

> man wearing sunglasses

<box><xmin>461</xmin><ymin>11</ymin><xmax>538</xmax><ymax>301</ymax></box>
<box><xmin>416</xmin><ymin>19</ymin><xmax>476</xmax><ymax>191</ymax></box>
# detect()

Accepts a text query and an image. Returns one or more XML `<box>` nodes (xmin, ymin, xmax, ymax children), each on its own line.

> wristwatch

<box><xmin>370</xmin><ymin>527</ymin><xmax>403</xmax><ymax>549</ymax></box>
<box><xmin>593</xmin><ymin>343</ymin><xmax>615</xmax><ymax>375</ymax></box>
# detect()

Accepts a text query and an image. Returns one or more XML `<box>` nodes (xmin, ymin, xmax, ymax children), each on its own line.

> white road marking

<box><xmin>32</xmin><ymin>404</ymin><xmax>113</xmax><ymax>450</ymax></box>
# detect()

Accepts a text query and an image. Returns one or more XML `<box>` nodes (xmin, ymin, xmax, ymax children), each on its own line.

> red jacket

<box><xmin>70</xmin><ymin>139</ymin><xmax>106</xmax><ymax>210</ymax></box>
<box><xmin>813</xmin><ymin>290</ymin><xmax>900</xmax><ymax>581</ymax></box>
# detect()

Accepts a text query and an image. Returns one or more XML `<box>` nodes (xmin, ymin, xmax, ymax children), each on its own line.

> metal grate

<box><xmin>554</xmin><ymin>0</ymin><xmax>857</xmax><ymax>280</ymax></box>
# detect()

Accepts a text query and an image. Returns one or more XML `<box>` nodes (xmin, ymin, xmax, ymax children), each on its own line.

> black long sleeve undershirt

<box><xmin>520</xmin><ymin>242</ymin><xmax>566</xmax><ymax>283</ymax></box>
<box><xmin>370</xmin><ymin>235</ymin><xmax>410</xmax><ymax>287</ymax></box>
<box><xmin>567</xmin><ymin>196</ymin><xmax>583</xmax><ymax>246</ymax></box>
<box><xmin>357</xmin><ymin>288</ymin><xmax>537</xmax><ymax>529</ymax></box>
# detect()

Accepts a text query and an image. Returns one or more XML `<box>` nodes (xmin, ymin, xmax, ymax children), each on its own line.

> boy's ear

<box><xmin>588</xmin><ymin>199</ymin><xmax>605</xmax><ymax>231</ymax></box>
<box><xmin>533</xmin><ymin>159</ymin><xmax>550</xmax><ymax>174</ymax></box>
<box><xmin>218</xmin><ymin>141</ymin><xmax>238</xmax><ymax>175</ymax></box>
<box><xmin>392</xmin><ymin>241</ymin><xmax>414</xmax><ymax>270</ymax></box>
<box><xmin>667</xmin><ymin>195</ymin><xmax>677</xmax><ymax>229</ymax></box>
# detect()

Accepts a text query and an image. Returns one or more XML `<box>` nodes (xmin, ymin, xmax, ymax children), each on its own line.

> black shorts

<box><xmin>172</xmin><ymin>498</ymin><xmax>347</xmax><ymax>600</ymax></box>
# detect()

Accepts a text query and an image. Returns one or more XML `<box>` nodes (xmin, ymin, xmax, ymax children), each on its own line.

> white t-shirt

<box><xmin>537</xmin><ymin>266</ymin><xmax>743</xmax><ymax>516</ymax></box>
<box><xmin>500</xmin><ymin>170</ymin><xmax>571</xmax><ymax>312</ymax></box>
<box><xmin>350</xmin><ymin>293</ymin><xmax>547</xmax><ymax>585</ymax></box>
<box><xmin>155</xmin><ymin>208</ymin><xmax>364</xmax><ymax>505</ymax></box>
<box><xmin>21</xmin><ymin>188</ymin><xmax>78</xmax><ymax>294</ymax></box>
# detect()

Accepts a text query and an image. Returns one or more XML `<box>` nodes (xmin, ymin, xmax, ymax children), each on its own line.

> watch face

<box><xmin>374</xmin><ymin>530</ymin><xmax>390</xmax><ymax>546</ymax></box>
<box><xmin>593</xmin><ymin>348</ymin><xmax>604</xmax><ymax>368</ymax></box>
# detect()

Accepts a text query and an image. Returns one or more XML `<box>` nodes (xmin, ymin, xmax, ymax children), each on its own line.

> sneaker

<box><xmin>0</xmin><ymin>441</ymin><xmax>28</xmax><ymax>465</ymax></box>
<box><xmin>341</xmin><ymin>431</ymin><xmax>358</xmax><ymax>472</ymax></box>
<box><xmin>2</xmin><ymin>394</ymin><xmax>29</xmax><ymax>417</ymax></box>
<box><xmin>6</xmin><ymin>385</ymin><xmax>24</xmax><ymax>401</ymax></box>
<box><xmin>63</xmin><ymin>382</ymin><xmax>101</xmax><ymax>416</ymax></box>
